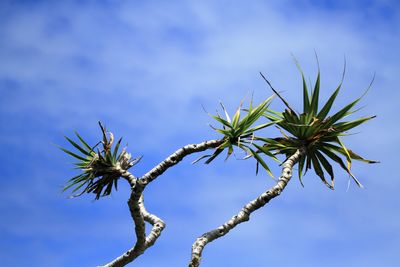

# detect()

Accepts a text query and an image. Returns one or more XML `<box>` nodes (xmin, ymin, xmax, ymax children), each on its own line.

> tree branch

<box><xmin>140</xmin><ymin>139</ymin><xmax>223</xmax><ymax>186</ymax></box>
<box><xmin>139</xmin><ymin>195</ymin><xmax>166</xmax><ymax>247</ymax></box>
<box><xmin>99</xmin><ymin>168</ymin><xmax>163</xmax><ymax>267</ymax></box>
<box><xmin>120</xmin><ymin>169</ymin><xmax>137</xmax><ymax>188</ymax></box>
<box><xmin>188</xmin><ymin>147</ymin><xmax>306</xmax><ymax>267</ymax></box>
<box><xmin>99</xmin><ymin>190</ymin><xmax>166</xmax><ymax>267</ymax></box>
<box><xmin>99</xmin><ymin>189</ymin><xmax>145</xmax><ymax>267</ymax></box>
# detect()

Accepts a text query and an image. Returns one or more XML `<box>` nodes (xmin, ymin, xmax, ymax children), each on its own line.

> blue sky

<box><xmin>0</xmin><ymin>0</ymin><xmax>399</xmax><ymax>266</ymax></box>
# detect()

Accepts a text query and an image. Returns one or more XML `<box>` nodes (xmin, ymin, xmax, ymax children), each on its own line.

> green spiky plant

<box><xmin>257</xmin><ymin>61</ymin><xmax>378</xmax><ymax>189</ymax></box>
<box><xmin>60</xmin><ymin>122</ymin><xmax>141</xmax><ymax>199</ymax></box>
<box><xmin>198</xmin><ymin>95</ymin><xmax>278</xmax><ymax>176</ymax></box>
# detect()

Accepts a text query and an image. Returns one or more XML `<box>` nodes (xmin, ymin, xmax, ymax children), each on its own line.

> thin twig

<box><xmin>259</xmin><ymin>72</ymin><xmax>297</xmax><ymax>114</ymax></box>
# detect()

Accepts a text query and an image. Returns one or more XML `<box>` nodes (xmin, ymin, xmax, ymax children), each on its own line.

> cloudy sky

<box><xmin>0</xmin><ymin>0</ymin><xmax>399</xmax><ymax>266</ymax></box>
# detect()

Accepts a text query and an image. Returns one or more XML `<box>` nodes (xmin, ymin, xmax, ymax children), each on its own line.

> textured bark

<box><xmin>139</xmin><ymin>196</ymin><xmax>166</xmax><ymax>247</ymax></box>
<box><xmin>120</xmin><ymin>170</ymin><xmax>137</xmax><ymax>188</ymax></box>
<box><xmin>188</xmin><ymin>147</ymin><xmax>306</xmax><ymax>267</ymax></box>
<box><xmin>99</xmin><ymin>188</ymin><xmax>145</xmax><ymax>267</ymax></box>
<box><xmin>99</xmin><ymin>191</ymin><xmax>165</xmax><ymax>267</ymax></box>
<box><xmin>140</xmin><ymin>139</ymin><xmax>223</xmax><ymax>185</ymax></box>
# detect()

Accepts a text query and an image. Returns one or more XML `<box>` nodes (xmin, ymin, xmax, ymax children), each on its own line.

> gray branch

<box><xmin>119</xmin><ymin>169</ymin><xmax>137</xmax><ymax>189</ymax></box>
<box><xmin>99</xmin><ymin>191</ymin><xmax>165</xmax><ymax>267</ymax></box>
<box><xmin>140</xmin><ymin>139</ymin><xmax>223</xmax><ymax>185</ymax></box>
<box><xmin>188</xmin><ymin>147</ymin><xmax>306</xmax><ymax>267</ymax></box>
<box><xmin>99</xmin><ymin>179</ymin><xmax>146</xmax><ymax>267</ymax></box>
<box><xmin>139</xmin><ymin>195</ymin><xmax>166</xmax><ymax>248</ymax></box>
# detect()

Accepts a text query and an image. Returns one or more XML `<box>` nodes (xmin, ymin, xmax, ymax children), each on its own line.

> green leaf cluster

<box><xmin>60</xmin><ymin>122</ymin><xmax>141</xmax><ymax>199</ymax></box>
<box><xmin>200</xmin><ymin>96</ymin><xmax>278</xmax><ymax>176</ymax></box>
<box><xmin>260</xmin><ymin>62</ymin><xmax>378</xmax><ymax>189</ymax></box>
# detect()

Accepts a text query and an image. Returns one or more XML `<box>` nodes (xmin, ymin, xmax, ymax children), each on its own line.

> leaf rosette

<box><xmin>60</xmin><ymin>122</ymin><xmax>141</xmax><ymax>199</ymax></box>
<box><xmin>258</xmin><ymin>60</ymin><xmax>378</xmax><ymax>188</ymax></box>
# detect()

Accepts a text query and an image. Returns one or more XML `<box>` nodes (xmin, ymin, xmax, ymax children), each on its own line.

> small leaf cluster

<box><xmin>201</xmin><ymin>96</ymin><xmax>278</xmax><ymax>176</ymax></box>
<box><xmin>60</xmin><ymin>122</ymin><xmax>141</xmax><ymax>199</ymax></box>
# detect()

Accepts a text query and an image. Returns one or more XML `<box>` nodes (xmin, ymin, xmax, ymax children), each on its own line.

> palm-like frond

<box><xmin>60</xmin><ymin>122</ymin><xmax>141</xmax><ymax>199</ymax></box>
<box><xmin>200</xmin><ymin>96</ymin><xmax>278</xmax><ymax>176</ymax></box>
<box><xmin>259</xmin><ymin>62</ymin><xmax>378</xmax><ymax>189</ymax></box>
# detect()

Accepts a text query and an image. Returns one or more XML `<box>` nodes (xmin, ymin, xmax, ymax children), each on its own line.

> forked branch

<box><xmin>188</xmin><ymin>147</ymin><xmax>306</xmax><ymax>267</ymax></box>
<box><xmin>99</xmin><ymin>140</ymin><xmax>223</xmax><ymax>267</ymax></box>
<box><xmin>99</xmin><ymin>191</ymin><xmax>165</xmax><ymax>267</ymax></box>
<box><xmin>99</xmin><ymin>184</ymin><xmax>146</xmax><ymax>267</ymax></box>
